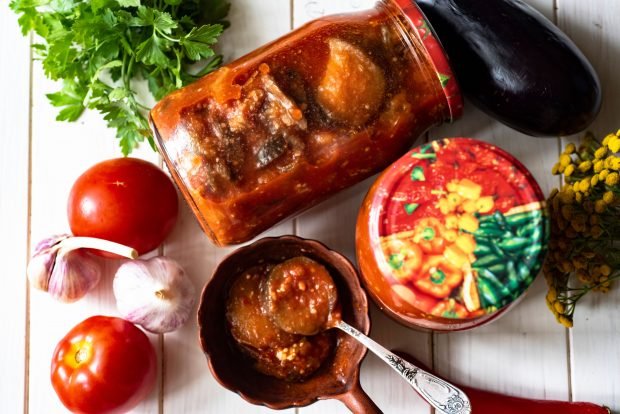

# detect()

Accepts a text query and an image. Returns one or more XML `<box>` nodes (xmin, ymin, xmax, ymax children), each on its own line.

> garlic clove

<box><xmin>48</xmin><ymin>250</ymin><xmax>102</xmax><ymax>303</ymax></box>
<box><xmin>27</xmin><ymin>234</ymin><xmax>71</xmax><ymax>293</ymax></box>
<box><xmin>113</xmin><ymin>257</ymin><xmax>196</xmax><ymax>334</ymax></box>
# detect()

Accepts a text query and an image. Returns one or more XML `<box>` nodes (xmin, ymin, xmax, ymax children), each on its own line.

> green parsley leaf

<box><xmin>116</xmin><ymin>0</ymin><xmax>140</xmax><ymax>7</ymax></box>
<box><xmin>136</xmin><ymin>35</ymin><xmax>170</xmax><ymax>67</ymax></box>
<box><xmin>46</xmin><ymin>80</ymin><xmax>87</xmax><ymax>122</ymax></box>
<box><xmin>181</xmin><ymin>25</ymin><xmax>222</xmax><ymax>61</ymax></box>
<box><xmin>12</xmin><ymin>0</ymin><xmax>230</xmax><ymax>155</ymax></box>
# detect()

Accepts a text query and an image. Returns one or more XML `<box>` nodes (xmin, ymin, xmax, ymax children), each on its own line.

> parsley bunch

<box><xmin>10</xmin><ymin>0</ymin><xmax>230</xmax><ymax>155</ymax></box>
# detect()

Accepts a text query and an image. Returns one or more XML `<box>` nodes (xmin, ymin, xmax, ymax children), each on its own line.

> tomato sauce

<box><xmin>150</xmin><ymin>0</ymin><xmax>461</xmax><ymax>245</ymax></box>
<box><xmin>226</xmin><ymin>262</ymin><xmax>334</xmax><ymax>381</ymax></box>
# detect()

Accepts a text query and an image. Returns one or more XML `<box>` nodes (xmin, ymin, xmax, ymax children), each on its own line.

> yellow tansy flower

<box><xmin>559</xmin><ymin>154</ymin><xmax>572</xmax><ymax>167</ymax></box>
<box><xmin>561</xmin><ymin>205</ymin><xmax>573</xmax><ymax>220</ymax></box>
<box><xmin>599</xmin><ymin>169</ymin><xmax>610</xmax><ymax>180</ymax></box>
<box><xmin>594</xmin><ymin>160</ymin><xmax>605</xmax><ymax>173</ymax></box>
<box><xmin>605</xmin><ymin>172</ymin><xmax>619</xmax><ymax>186</ymax></box>
<box><xmin>559</xmin><ymin>316</ymin><xmax>573</xmax><ymax>328</ymax></box>
<box><xmin>602</xmin><ymin>134</ymin><xmax>614</xmax><ymax>146</ymax></box>
<box><xmin>594</xmin><ymin>147</ymin><xmax>608</xmax><ymax>159</ymax></box>
<box><xmin>551</xmin><ymin>163</ymin><xmax>560</xmax><ymax>175</ymax></box>
<box><xmin>590</xmin><ymin>225</ymin><xmax>604</xmax><ymax>238</ymax></box>
<box><xmin>575</xmin><ymin>192</ymin><xmax>583</xmax><ymax>202</ymax></box>
<box><xmin>564</xmin><ymin>143</ymin><xmax>576</xmax><ymax>154</ymax></box>
<box><xmin>578</xmin><ymin>160</ymin><xmax>592</xmax><ymax>172</ymax></box>
<box><xmin>603</xmin><ymin>191</ymin><xmax>615</xmax><ymax>204</ymax></box>
<box><xmin>564</xmin><ymin>164</ymin><xmax>575</xmax><ymax>176</ymax></box>
<box><xmin>594</xmin><ymin>200</ymin><xmax>607</xmax><ymax>214</ymax></box>
<box><xmin>600</xmin><ymin>264</ymin><xmax>612</xmax><ymax>277</ymax></box>
<box><xmin>559</xmin><ymin>190</ymin><xmax>574</xmax><ymax>204</ymax></box>
<box><xmin>591</xmin><ymin>175</ymin><xmax>600</xmax><ymax>186</ymax></box>
<box><xmin>578</xmin><ymin>179</ymin><xmax>590</xmax><ymax>192</ymax></box>
<box><xmin>609</xmin><ymin>136</ymin><xmax>620</xmax><ymax>153</ymax></box>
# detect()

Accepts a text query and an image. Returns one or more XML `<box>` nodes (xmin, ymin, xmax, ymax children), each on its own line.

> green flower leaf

<box><xmin>388</xmin><ymin>253</ymin><xmax>405</xmax><ymax>270</ymax></box>
<box><xmin>438</xmin><ymin>73</ymin><xmax>451</xmax><ymax>88</ymax></box>
<box><xmin>410</xmin><ymin>166</ymin><xmax>426</xmax><ymax>181</ymax></box>
<box><xmin>404</xmin><ymin>203</ymin><xmax>419</xmax><ymax>215</ymax></box>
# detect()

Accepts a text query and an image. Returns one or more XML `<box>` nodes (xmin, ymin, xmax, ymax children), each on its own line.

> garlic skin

<box><xmin>27</xmin><ymin>234</ymin><xmax>70</xmax><ymax>292</ymax></box>
<box><xmin>113</xmin><ymin>257</ymin><xmax>196</xmax><ymax>334</ymax></box>
<box><xmin>48</xmin><ymin>250</ymin><xmax>102</xmax><ymax>303</ymax></box>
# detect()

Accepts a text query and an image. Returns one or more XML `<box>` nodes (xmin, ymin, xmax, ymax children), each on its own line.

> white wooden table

<box><xmin>1</xmin><ymin>0</ymin><xmax>618</xmax><ymax>413</ymax></box>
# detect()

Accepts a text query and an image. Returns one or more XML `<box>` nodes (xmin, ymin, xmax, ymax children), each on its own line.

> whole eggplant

<box><xmin>416</xmin><ymin>0</ymin><xmax>602</xmax><ymax>137</ymax></box>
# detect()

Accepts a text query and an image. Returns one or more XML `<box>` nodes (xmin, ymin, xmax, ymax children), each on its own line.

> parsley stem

<box><xmin>157</xmin><ymin>30</ymin><xmax>180</xmax><ymax>43</ymax></box>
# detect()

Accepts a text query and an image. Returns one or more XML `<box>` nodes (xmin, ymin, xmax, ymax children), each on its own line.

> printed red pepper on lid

<box><xmin>356</xmin><ymin>138</ymin><xmax>549</xmax><ymax>331</ymax></box>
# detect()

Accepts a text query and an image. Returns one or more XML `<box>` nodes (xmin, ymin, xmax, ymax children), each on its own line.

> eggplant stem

<box><xmin>59</xmin><ymin>237</ymin><xmax>138</xmax><ymax>259</ymax></box>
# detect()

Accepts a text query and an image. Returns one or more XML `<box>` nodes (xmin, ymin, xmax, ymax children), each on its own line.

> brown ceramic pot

<box><xmin>197</xmin><ymin>236</ymin><xmax>380</xmax><ymax>413</ymax></box>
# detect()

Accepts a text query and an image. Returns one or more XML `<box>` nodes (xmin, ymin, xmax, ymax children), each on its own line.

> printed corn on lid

<box><xmin>369</xmin><ymin>138</ymin><xmax>549</xmax><ymax>320</ymax></box>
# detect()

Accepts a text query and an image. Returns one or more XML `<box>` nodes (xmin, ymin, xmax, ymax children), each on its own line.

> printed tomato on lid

<box><xmin>356</xmin><ymin>138</ymin><xmax>549</xmax><ymax>331</ymax></box>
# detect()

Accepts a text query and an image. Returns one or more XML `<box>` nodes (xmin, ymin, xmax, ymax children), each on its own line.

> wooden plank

<box><xmin>293</xmin><ymin>1</ymin><xmax>431</xmax><ymax>413</ymax></box>
<box><xmin>161</xmin><ymin>1</ymin><xmax>296</xmax><ymax>413</ymax></box>
<box><xmin>0</xmin><ymin>6</ymin><xmax>31</xmax><ymax>414</ymax></box>
<box><xmin>557</xmin><ymin>0</ymin><xmax>620</xmax><ymax>410</ymax></box>
<box><xmin>429</xmin><ymin>0</ymin><xmax>571</xmax><ymax>402</ymax></box>
<box><xmin>27</xmin><ymin>69</ymin><xmax>162</xmax><ymax>413</ymax></box>
<box><xmin>293</xmin><ymin>0</ymin><xmax>375</xmax><ymax>25</ymax></box>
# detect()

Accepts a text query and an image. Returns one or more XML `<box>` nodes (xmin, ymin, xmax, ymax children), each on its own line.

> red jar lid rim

<box><xmin>362</xmin><ymin>138</ymin><xmax>549</xmax><ymax>324</ymax></box>
<box><xmin>392</xmin><ymin>0</ymin><xmax>464</xmax><ymax>121</ymax></box>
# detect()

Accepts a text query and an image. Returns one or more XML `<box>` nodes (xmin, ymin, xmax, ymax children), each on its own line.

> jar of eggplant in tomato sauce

<box><xmin>150</xmin><ymin>0</ymin><xmax>462</xmax><ymax>246</ymax></box>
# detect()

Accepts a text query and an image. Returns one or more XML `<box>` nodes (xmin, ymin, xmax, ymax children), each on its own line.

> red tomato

<box><xmin>51</xmin><ymin>316</ymin><xmax>157</xmax><ymax>414</ymax></box>
<box><xmin>68</xmin><ymin>158</ymin><xmax>178</xmax><ymax>255</ymax></box>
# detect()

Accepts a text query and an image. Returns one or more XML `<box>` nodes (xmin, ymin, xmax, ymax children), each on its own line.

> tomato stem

<box><xmin>75</xmin><ymin>347</ymin><xmax>89</xmax><ymax>364</ymax></box>
<box><xmin>59</xmin><ymin>237</ymin><xmax>138</xmax><ymax>259</ymax></box>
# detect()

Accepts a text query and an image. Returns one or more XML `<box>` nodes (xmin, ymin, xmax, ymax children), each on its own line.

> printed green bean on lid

<box><xmin>356</xmin><ymin>138</ymin><xmax>550</xmax><ymax>331</ymax></box>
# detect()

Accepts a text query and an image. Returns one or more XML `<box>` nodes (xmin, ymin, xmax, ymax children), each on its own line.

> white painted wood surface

<box><xmin>558</xmin><ymin>0</ymin><xmax>620</xmax><ymax>410</ymax></box>
<box><xmin>0</xmin><ymin>0</ymin><xmax>618</xmax><ymax>413</ymax></box>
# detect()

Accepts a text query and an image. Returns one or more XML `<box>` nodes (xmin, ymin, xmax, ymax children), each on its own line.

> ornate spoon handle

<box><xmin>336</xmin><ymin>320</ymin><xmax>471</xmax><ymax>414</ymax></box>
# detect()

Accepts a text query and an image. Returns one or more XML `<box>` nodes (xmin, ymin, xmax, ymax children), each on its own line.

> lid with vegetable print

<box><xmin>356</xmin><ymin>138</ymin><xmax>549</xmax><ymax>331</ymax></box>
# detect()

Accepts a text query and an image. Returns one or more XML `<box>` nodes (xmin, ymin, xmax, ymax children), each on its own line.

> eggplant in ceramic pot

<box><xmin>416</xmin><ymin>0</ymin><xmax>602</xmax><ymax>136</ymax></box>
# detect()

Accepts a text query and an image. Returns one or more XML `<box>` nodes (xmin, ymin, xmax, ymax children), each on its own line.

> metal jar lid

<box><xmin>391</xmin><ymin>0</ymin><xmax>464</xmax><ymax>121</ymax></box>
<box><xmin>356</xmin><ymin>138</ymin><xmax>549</xmax><ymax>330</ymax></box>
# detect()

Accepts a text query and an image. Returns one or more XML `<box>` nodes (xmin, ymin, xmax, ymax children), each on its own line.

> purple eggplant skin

<box><xmin>416</xmin><ymin>0</ymin><xmax>602</xmax><ymax>137</ymax></box>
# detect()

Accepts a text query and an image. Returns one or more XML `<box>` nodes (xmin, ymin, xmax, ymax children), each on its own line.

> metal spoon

<box><xmin>262</xmin><ymin>257</ymin><xmax>472</xmax><ymax>414</ymax></box>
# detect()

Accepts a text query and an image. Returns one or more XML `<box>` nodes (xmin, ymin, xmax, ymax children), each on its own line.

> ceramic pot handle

<box><xmin>337</xmin><ymin>381</ymin><xmax>382</xmax><ymax>414</ymax></box>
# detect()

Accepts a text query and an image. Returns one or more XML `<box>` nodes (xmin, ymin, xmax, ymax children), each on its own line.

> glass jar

<box><xmin>150</xmin><ymin>0</ymin><xmax>462</xmax><ymax>246</ymax></box>
<box><xmin>356</xmin><ymin>138</ymin><xmax>549</xmax><ymax>331</ymax></box>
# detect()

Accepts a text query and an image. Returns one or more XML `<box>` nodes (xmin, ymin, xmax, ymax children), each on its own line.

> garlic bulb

<box><xmin>27</xmin><ymin>235</ymin><xmax>138</xmax><ymax>303</ymax></box>
<box><xmin>27</xmin><ymin>234</ymin><xmax>70</xmax><ymax>292</ymax></box>
<box><xmin>48</xmin><ymin>250</ymin><xmax>102</xmax><ymax>302</ymax></box>
<box><xmin>113</xmin><ymin>257</ymin><xmax>195</xmax><ymax>334</ymax></box>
